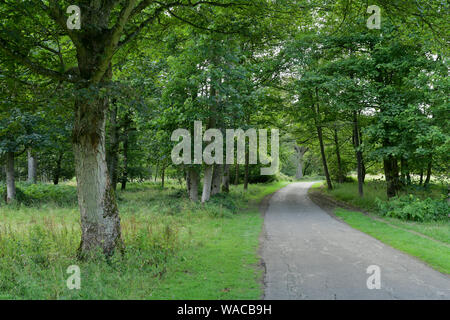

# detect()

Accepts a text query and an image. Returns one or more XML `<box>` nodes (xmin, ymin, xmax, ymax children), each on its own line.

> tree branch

<box><xmin>0</xmin><ymin>38</ymin><xmax>79</xmax><ymax>83</ymax></box>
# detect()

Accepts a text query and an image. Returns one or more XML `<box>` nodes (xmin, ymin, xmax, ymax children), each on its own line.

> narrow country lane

<box><xmin>261</xmin><ymin>182</ymin><xmax>450</xmax><ymax>300</ymax></box>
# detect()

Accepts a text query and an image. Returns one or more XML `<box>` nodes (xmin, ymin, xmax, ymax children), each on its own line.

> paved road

<box><xmin>261</xmin><ymin>182</ymin><xmax>450</xmax><ymax>300</ymax></box>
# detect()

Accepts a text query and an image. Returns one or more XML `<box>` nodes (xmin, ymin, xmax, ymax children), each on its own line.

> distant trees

<box><xmin>280</xmin><ymin>21</ymin><xmax>448</xmax><ymax>198</ymax></box>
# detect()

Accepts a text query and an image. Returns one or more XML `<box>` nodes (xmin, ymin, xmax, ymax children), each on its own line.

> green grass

<box><xmin>312</xmin><ymin>179</ymin><xmax>449</xmax><ymax>274</ymax></box>
<box><xmin>381</xmin><ymin>217</ymin><xmax>450</xmax><ymax>245</ymax></box>
<box><xmin>323</xmin><ymin>178</ymin><xmax>447</xmax><ymax>212</ymax></box>
<box><xmin>0</xmin><ymin>180</ymin><xmax>289</xmax><ymax>299</ymax></box>
<box><xmin>320</xmin><ymin>180</ymin><xmax>449</xmax><ymax>242</ymax></box>
<box><xmin>334</xmin><ymin>209</ymin><xmax>450</xmax><ymax>274</ymax></box>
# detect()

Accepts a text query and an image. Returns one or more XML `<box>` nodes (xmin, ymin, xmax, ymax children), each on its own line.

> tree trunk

<box><xmin>211</xmin><ymin>164</ymin><xmax>223</xmax><ymax>196</ymax></box>
<box><xmin>400</xmin><ymin>158</ymin><xmax>411</xmax><ymax>186</ymax></box>
<box><xmin>187</xmin><ymin>168</ymin><xmax>199</xmax><ymax>201</ymax></box>
<box><xmin>353</xmin><ymin>112</ymin><xmax>363</xmax><ymax>197</ymax></box>
<box><xmin>154</xmin><ymin>164</ymin><xmax>158</xmax><ymax>182</ymax></box>
<box><xmin>294</xmin><ymin>145</ymin><xmax>308</xmax><ymax>180</ymax></box>
<box><xmin>27</xmin><ymin>148</ymin><xmax>37</xmax><ymax>184</ymax></box>
<box><xmin>234</xmin><ymin>163</ymin><xmax>239</xmax><ymax>185</ymax></box>
<box><xmin>296</xmin><ymin>160</ymin><xmax>304</xmax><ymax>180</ymax></box>
<box><xmin>419</xmin><ymin>168</ymin><xmax>424</xmax><ymax>185</ymax></box>
<box><xmin>333</xmin><ymin>128</ymin><xmax>345</xmax><ymax>183</ymax></box>
<box><xmin>186</xmin><ymin>169</ymin><xmax>190</xmax><ymax>193</ymax></box>
<box><xmin>400</xmin><ymin>158</ymin><xmax>406</xmax><ymax>186</ymax></box>
<box><xmin>5</xmin><ymin>152</ymin><xmax>16</xmax><ymax>203</ymax></box>
<box><xmin>53</xmin><ymin>151</ymin><xmax>63</xmax><ymax>185</ymax></box>
<box><xmin>303</xmin><ymin>161</ymin><xmax>310</xmax><ymax>176</ymax></box>
<box><xmin>313</xmin><ymin>89</ymin><xmax>332</xmax><ymax>190</ymax></box>
<box><xmin>424</xmin><ymin>158</ymin><xmax>432</xmax><ymax>186</ymax></box>
<box><xmin>383</xmin><ymin>156</ymin><xmax>399</xmax><ymax>198</ymax></box>
<box><xmin>244</xmin><ymin>147</ymin><xmax>249</xmax><ymax>190</ymax></box>
<box><xmin>73</xmin><ymin>92</ymin><xmax>122</xmax><ymax>258</ymax></box>
<box><xmin>161</xmin><ymin>166</ymin><xmax>165</xmax><ymax>188</ymax></box>
<box><xmin>359</xmin><ymin>126</ymin><xmax>366</xmax><ymax>183</ymax></box>
<box><xmin>222</xmin><ymin>164</ymin><xmax>230</xmax><ymax>193</ymax></box>
<box><xmin>106</xmin><ymin>101</ymin><xmax>119</xmax><ymax>191</ymax></box>
<box><xmin>201</xmin><ymin>64</ymin><xmax>219</xmax><ymax>201</ymax></box>
<box><xmin>202</xmin><ymin>165</ymin><xmax>214</xmax><ymax>203</ymax></box>
<box><xmin>317</xmin><ymin>124</ymin><xmax>333</xmax><ymax>190</ymax></box>
<box><xmin>121</xmin><ymin>117</ymin><xmax>130</xmax><ymax>191</ymax></box>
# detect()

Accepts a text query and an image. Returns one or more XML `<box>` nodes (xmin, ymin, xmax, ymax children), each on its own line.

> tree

<box><xmin>0</xmin><ymin>0</ymin><xmax>259</xmax><ymax>257</ymax></box>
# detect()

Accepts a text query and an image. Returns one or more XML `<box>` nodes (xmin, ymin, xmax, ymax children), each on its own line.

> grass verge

<box><xmin>335</xmin><ymin>209</ymin><xmax>450</xmax><ymax>274</ymax></box>
<box><xmin>0</xmin><ymin>180</ymin><xmax>289</xmax><ymax>299</ymax></box>
<box><xmin>310</xmin><ymin>180</ymin><xmax>449</xmax><ymax>275</ymax></box>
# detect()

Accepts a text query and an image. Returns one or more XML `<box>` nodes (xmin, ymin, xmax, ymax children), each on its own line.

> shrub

<box><xmin>376</xmin><ymin>195</ymin><xmax>449</xmax><ymax>222</ymax></box>
<box><xmin>0</xmin><ymin>183</ymin><xmax>77</xmax><ymax>206</ymax></box>
<box><xmin>0</xmin><ymin>185</ymin><xmax>33</xmax><ymax>205</ymax></box>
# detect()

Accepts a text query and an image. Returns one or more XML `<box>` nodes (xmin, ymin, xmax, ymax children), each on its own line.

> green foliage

<box><xmin>376</xmin><ymin>195</ymin><xmax>449</xmax><ymax>222</ymax></box>
<box><xmin>0</xmin><ymin>186</ymin><xmax>28</xmax><ymax>204</ymax></box>
<box><xmin>0</xmin><ymin>183</ymin><xmax>77</xmax><ymax>206</ymax></box>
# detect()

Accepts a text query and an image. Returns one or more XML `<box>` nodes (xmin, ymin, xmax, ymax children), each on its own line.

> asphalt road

<box><xmin>261</xmin><ymin>182</ymin><xmax>450</xmax><ymax>300</ymax></box>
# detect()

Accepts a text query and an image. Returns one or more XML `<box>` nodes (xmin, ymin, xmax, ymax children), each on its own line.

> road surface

<box><xmin>261</xmin><ymin>182</ymin><xmax>450</xmax><ymax>299</ymax></box>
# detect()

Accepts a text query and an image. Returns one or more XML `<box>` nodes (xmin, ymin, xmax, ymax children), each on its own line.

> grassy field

<box><xmin>311</xmin><ymin>179</ymin><xmax>450</xmax><ymax>274</ymax></box>
<box><xmin>0</xmin><ymin>180</ymin><xmax>289</xmax><ymax>299</ymax></box>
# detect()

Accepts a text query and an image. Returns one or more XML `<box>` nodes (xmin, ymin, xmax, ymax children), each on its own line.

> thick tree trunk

<box><xmin>222</xmin><ymin>164</ymin><xmax>230</xmax><ymax>193</ymax></box>
<box><xmin>53</xmin><ymin>151</ymin><xmax>63</xmax><ymax>185</ymax></box>
<box><xmin>106</xmin><ymin>102</ymin><xmax>119</xmax><ymax>191</ymax></box>
<box><xmin>187</xmin><ymin>168</ymin><xmax>199</xmax><ymax>201</ymax></box>
<box><xmin>27</xmin><ymin>148</ymin><xmax>37</xmax><ymax>184</ymax></box>
<box><xmin>383</xmin><ymin>156</ymin><xmax>399</xmax><ymax>198</ymax></box>
<box><xmin>294</xmin><ymin>145</ymin><xmax>308</xmax><ymax>180</ymax></box>
<box><xmin>419</xmin><ymin>168</ymin><xmax>424</xmax><ymax>185</ymax></box>
<box><xmin>234</xmin><ymin>163</ymin><xmax>239</xmax><ymax>185</ymax></box>
<box><xmin>202</xmin><ymin>165</ymin><xmax>214</xmax><ymax>203</ymax></box>
<box><xmin>296</xmin><ymin>161</ymin><xmax>304</xmax><ymax>180</ymax></box>
<box><xmin>5</xmin><ymin>152</ymin><xmax>16</xmax><ymax>203</ymax></box>
<box><xmin>211</xmin><ymin>164</ymin><xmax>223</xmax><ymax>196</ymax></box>
<box><xmin>424</xmin><ymin>159</ymin><xmax>432</xmax><ymax>186</ymax></box>
<box><xmin>353</xmin><ymin>112</ymin><xmax>363</xmax><ymax>197</ymax></box>
<box><xmin>333</xmin><ymin>128</ymin><xmax>345</xmax><ymax>183</ymax></box>
<box><xmin>73</xmin><ymin>93</ymin><xmax>122</xmax><ymax>258</ymax></box>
